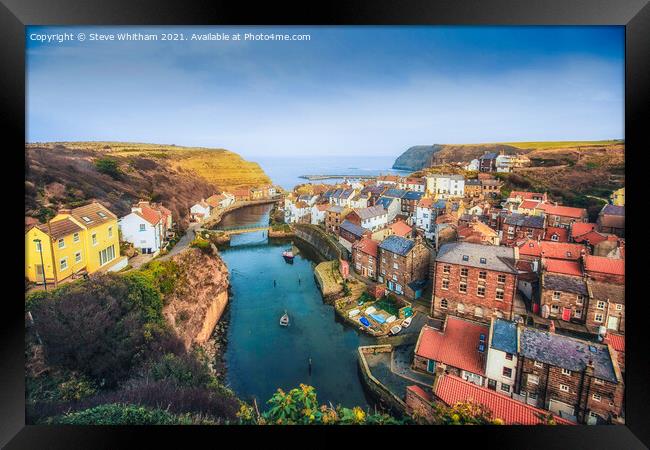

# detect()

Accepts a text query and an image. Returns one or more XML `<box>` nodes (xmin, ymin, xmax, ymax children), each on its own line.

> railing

<box><xmin>213</xmin><ymin>225</ymin><xmax>271</xmax><ymax>234</ymax></box>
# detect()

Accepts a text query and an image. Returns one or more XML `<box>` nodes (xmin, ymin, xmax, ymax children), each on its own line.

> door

<box><xmin>427</xmin><ymin>360</ymin><xmax>436</xmax><ymax>373</ymax></box>
<box><xmin>607</xmin><ymin>316</ymin><xmax>619</xmax><ymax>331</ymax></box>
<box><xmin>562</xmin><ymin>307</ymin><xmax>571</xmax><ymax>321</ymax></box>
<box><xmin>35</xmin><ymin>264</ymin><xmax>44</xmax><ymax>282</ymax></box>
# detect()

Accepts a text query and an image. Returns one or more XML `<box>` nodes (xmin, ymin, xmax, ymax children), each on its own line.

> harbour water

<box><xmin>220</xmin><ymin>204</ymin><xmax>375</xmax><ymax>409</ymax></box>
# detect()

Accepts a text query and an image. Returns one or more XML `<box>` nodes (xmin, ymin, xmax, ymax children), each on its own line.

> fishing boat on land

<box><xmin>390</xmin><ymin>324</ymin><xmax>402</xmax><ymax>335</ymax></box>
<box><xmin>280</xmin><ymin>311</ymin><xmax>290</xmax><ymax>327</ymax></box>
<box><xmin>282</xmin><ymin>250</ymin><xmax>295</xmax><ymax>263</ymax></box>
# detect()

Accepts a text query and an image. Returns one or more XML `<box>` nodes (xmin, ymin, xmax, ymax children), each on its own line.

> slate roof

<box><xmin>542</xmin><ymin>274</ymin><xmax>588</xmax><ymax>295</ymax></box>
<box><xmin>408</xmin><ymin>279</ymin><xmax>428</xmax><ymax>291</ymax></box>
<box><xmin>480</xmin><ymin>152</ymin><xmax>498</xmax><ymax>160</ymax></box>
<box><xmin>403</xmin><ymin>191</ymin><xmax>424</xmax><ymax>201</ymax></box>
<box><xmin>490</xmin><ymin>319</ymin><xmax>518</xmax><ymax>354</ymax></box>
<box><xmin>354</xmin><ymin>205</ymin><xmax>386</xmax><ymax>220</ymax></box>
<box><xmin>379</xmin><ymin>235</ymin><xmax>415</xmax><ymax>256</ymax></box>
<box><xmin>383</xmin><ymin>189</ymin><xmax>408</xmax><ymax>199</ymax></box>
<box><xmin>601</xmin><ymin>204</ymin><xmax>625</xmax><ymax>216</ymax></box>
<box><xmin>503</xmin><ymin>213</ymin><xmax>545</xmax><ymax>229</ymax></box>
<box><xmin>327</xmin><ymin>205</ymin><xmax>345</xmax><ymax>213</ymax></box>
<box><xmin>340</xmin><ymin>220</ymin><xmax>367</xmax><ymax>238</ymax></box>
<box><xmin>519</xmin><ymin>327</ymin><xmax>619</xmax><ymax>383</ymax></box>
<box><xmin>375</xmin><ymin>197</ymin><xmax>396</xmax><ymax>209</ymax></box>
<box><xmin>465</xmin><ymin>179</ymin><xmax>481</xmax><ymax>186</ymax></box>
<box><xmin>433</xmin><ymin>199</ymin><xmax>447</xmax><ymax>209</ymax></box>
<box><xmin>436</xmin><ymin>242</ymin><xmax>518</xmax><ymax>274</ymax></box>
<box><xmin>589</xmin><ymin>280</ymin><xmax>625</xmax><ymax>304</ymax></box>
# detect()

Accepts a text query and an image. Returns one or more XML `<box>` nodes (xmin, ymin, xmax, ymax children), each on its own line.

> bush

<box><xmin>190</xmin><ymin>238</ymin><xmax>212</xmax><ymax>254</ymax></box>
<box><xmin>94</xmin><ymin>157</ymin><xmax>123</xmax><ymax>180</ymax></box>
<box><xmin>137</xmin><ymin>260</ymin><xmax>181</xmax><ymax>296</ymax></box>
<box><xmin>49</xmin><ymin>403</ymin><xmax>203</xmax><ymax>425</ymax></box>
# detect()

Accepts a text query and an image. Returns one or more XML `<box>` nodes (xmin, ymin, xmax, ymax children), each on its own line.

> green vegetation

<box><xmin>49</xmin><ymin>403</ymin><xmax>217</xmax><ymax>425</ymax></box>
<box><xmin>499</xmin><ymin>139</ymin><xmax>623</xmax><ymax>150</ymax></box>
<box><xmin>356</xmin><ymin>291</ymin><xmax>374</xmax><ymax>305</ymax></box>
<box><xmin>94</xmin><ymin>156</ymin><xmax>123</xmax><ymax>180</ymax></box>
<box><xmin>190</xmin><ymin>237</ymin><xmax>212</xmax><ymax>253</ymax></box>
<box><xmin>375</xmin><ymin>295</ymin><xmax>400</xmax><ymax>317</ymax></box>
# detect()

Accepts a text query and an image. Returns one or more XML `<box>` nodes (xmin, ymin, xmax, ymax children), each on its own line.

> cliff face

<box><xmin>162</xmin><ymin>247</ymin><xmax>229</xmax><ymax>350</ymax></box>
<box><xmin>392</xmin><ymin>145</ymin><xmax>443</xmax><ymax>171</ymax></box>
<box><xmin>25</xmin><ymin>142</ymin><xmax>271</xmax><ymax>230</ymax></box>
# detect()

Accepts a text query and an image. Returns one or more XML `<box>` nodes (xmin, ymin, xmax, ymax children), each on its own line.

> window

<box><xmin>559</xmin><ymin>384</ymin><xmax>569</xmax><ymax>393</ymax></box>
<box><xmin>528</xmin><ymin>374</ymin><xmax>539</xmax><ymax>385</ymax></box>
<box><xmin>92</xmin><ymin>234</ymin><xmax>97</xmax><ymax>245</ymax></box>
<box><xmin>594</xmin><ymin>313</ymin><xmax>604</xmax><ymax>323</ymax></box>
<box><xmin>576</xmin><ymin>295</ymin><xmax>584</xmax><ymax>305</ymax></box>
<box><xmin>99</xmin><ymin>245</ymin><xmax>116</xmax><ymax>266</ymax></box>
<box><xmin>502</xmin><ymin>367</ymin><xmax>512</xmax><ymax>378</ymax></box>
<box><xmin>592</xmin><ymin>393</ymin><xmax>601</xmax><ymax>402</ymax></box>
<box><xmin>58</xmin><ymin>238</ymin><xmax>65</xmax><ymax>249</ymax></box>
<box><xmin>459</xmin><ymin>282</ymin><xmax>467</xmax><ymax>293</ymax></box>
<box><xmin>566</xmin><ymin>252</ymin><xmax>572</xmax><ymax>258</ymax></box>
<box><xmin>393</xmin><ymin>262</ymin><xmax>399</xmax><ymax>270</ymax></box>
<box><xmin>551</xmin><ymin>234</ymin><xmax>559</xmax><ymax>242</ymax></box>
<box><xmin>496</xmin><ymin>289</ymin><xmax>504</xmax><ymax>301</ymax></box>
<box><xmin>551</xmin><ymin>304</ymin><xmax>559</xmax><ymax>314</ymax></box>
<box><xmin>478</xmin><ymin>271</ymin><xmax>487</xmax><ymax>280</ymax></box>
<box><xmin>462</xmin><ymin>255</ymin><xmax>469</xmax><ymax>261</ymax></box>
<box><xmin>594</xmin><ymin>378</ymin><xmax>604</xmax><ymax>385</ymax></box>
<box><xmin>480</xmin><ymin>257</ymin><xmax>487</xmax><ymax>264</ymax></box>
<box><xmin>443</xmin><ymin>265</ymin><xmax>450</xmax><ymax>274</ymax></box>
<box><xmin>596</xmin><ymin>301</ymin><xmax>606</xmax><ymax>310</ymax></box>
<box><xmin>534</xmin><ymin>361</ymin><xmax>543</xmax><ymax>368</ymax></box>
<box><xmin>505</xmin><ymin>353</ymin><xmax>513</xmax><ymax>361</ymax></box>
<box><xmin>477</xmin><ymin>286</ymin><xmax>485</xmax><ymax>297</ymax></box>
<box><xmin>574</xmin><ymin>309</ymin><xmax>583</xmax><ymax>319</ymax></box>
<box><xmin>457</xmin><ymin>303</ymin><xmax>465</xmax><ymax>313</ymax></box>
<box><xmin>75</xmin><ymin>252</ymin><xmax>82</xmax><ymax>263</ymax></box>
<box><xmin>73</xmin><ymin>232</ymin><xmax>80</xmax><ymax>243</ymax></box>
<box><xmin>81</xmin><ymin>216</ymin><xmax>92</xmax><ymax>223</ymax></box>
<box><xmin>562</xmin><ymin>369</ymin><xmax>571</xmax><ymax>376</ymax></box>
<box><xmin>60</xmin><ymin>258</ymin><xmax>68</xmax><ymax>271</ymax></box>
<box><xmin>553</xmin><ymin>291</ymin><xmax>561</xmax><ymax>300</ymax></box>
<box><xmin>108</xmin><ymin>227</ymin><xmax>113</xmax><ymax>238</ymax></box>
<box><xmin>440</xmin><ymin>298</ymin><xmax>448</xmax><ymax>309</ymax></box>
<box><xmin>497</xmin><ymin>274</ymin><xmax>506</xmax><ymax>284</ymax></box>
<box><xmin>139</xmin><ymin>224</ymin><xmax>146</xmax><ymax>232</ymax></box>
<box><xmin>97</xmin><ymin>211</ymin><xmax>107</xmax><ymax>218</ymax></box>
<box><xmin>474</xmin><ymin>307</ymin><xmax>483</xmax><ymax>318</ymax></box>
<box><xmin>500</xmin><ymin>383</ymin><xmax>511</xmax><ymax>393</ymax></box>
<box><xmin>460</xmin><ymin>267</ymin><xmax>469</xmax><ymax>277</ymax></box>
<box><xmin>442</xmin><ymin>279</ymin><xmax>449</xmax><ymax>290</ymax></box>
<box><xmin>615</xmin><ymin>303</ymin><xmax>622</xmax><ymax>311</ymax></box>
<box><xmin>35</xmin><ymin>241</ymin><xmax>42</xmax><ymax>252</ymax></box>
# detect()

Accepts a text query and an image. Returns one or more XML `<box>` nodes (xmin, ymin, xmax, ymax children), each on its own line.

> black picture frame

<box><xmin>1</xmin><ymin>1</ymin><xmax>648</xmax><ymax>448</ymax></box>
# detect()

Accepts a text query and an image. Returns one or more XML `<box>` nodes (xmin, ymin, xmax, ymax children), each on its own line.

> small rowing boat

<box><xmin>282</xmin><ymin>250</ymin><xmax>295</xmax><ymax>263</ymax></box>
<box><xmin>280</xmin><ymin>311</ymin><xmax>290</xmax><ymax>327</ymax></box>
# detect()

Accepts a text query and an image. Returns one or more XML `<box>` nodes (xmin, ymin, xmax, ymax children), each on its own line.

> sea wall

<box><xmin>293</xmin><ymin>224</ymin><xmax>349</xmax><ymax>261</ymax></box>
<box><xmin>357</xmin><ymin>345</ymin><xmax>407</xmax><ymax>416</ymax></box>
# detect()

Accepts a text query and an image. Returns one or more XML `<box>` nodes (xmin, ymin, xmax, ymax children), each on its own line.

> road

<box><xmin>160</xmin><ymin>222</ymin><xmax>200</xmax><ymax>260</ymax></box>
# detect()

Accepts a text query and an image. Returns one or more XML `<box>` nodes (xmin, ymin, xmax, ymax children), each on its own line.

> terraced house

<box><xmin>377</xmin><ymin>235</ymin><xmax>430</xmax><ymax>299</ymax></box>
<box><xmin>25</xmin><ymin>202</ymin><xmax>126</xmax><ymax>285</ymax></box>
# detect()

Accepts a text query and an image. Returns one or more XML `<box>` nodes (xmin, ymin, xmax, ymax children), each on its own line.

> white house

<box><xmin>424</xmin><ymin>174</ymin><xmax>465</xmax><ymax>198</ymax></box>
<box><xmin>485</xmin><ymin>319</ymin><xmax>519</xmax><ymax>397</ymax></box>
<box><xmin>284</xmin><ymin>198</ymin><xmax>311</xmax><ymax>224</ymax></box>
<box><xmin>398</xmin><ymin>177</ymin><xmax>426</xmax><ymax>193</ymax></box>
<box><xmin>464</xmin><ymin>159</ymin><xmax>480</xmax><ymax>171</ymax></box>
<box><xmin>415</xmin><ymin>198</ymin><xmax>435</xmax><ymax>239</ymax></box>
<box><xmin>190</xmin><ymin>200</ymin><xmax>211</xmax><ymax>222</ymax></box>
<box><xmin>376</xmin><ymin>175</ymin><xmax>399</xmax><ymax>186</ymax></box>
<box><xmin>349</xmin><ymin>194</ymin><xmax>369</xmax><ymax>209</ymax></box>
<box><xmin>349</xmin><ymin>205</ymin><xmax>388</xmax><ymax>231</ymax></box>
<box><xmin>496</xmin><ymin>154</ymin><xmax>515</xmax><ymax>173</ymax></box>
<box><xmin>375</xmin><ymin>196</ymin><xmax>401</xmax><ymax>222</ymax></box>
<box><xmin>119</xmin><ymin>203</ymin><xmax>165</xmax><ymax>255</ymax></box>
<box><xmin>310</xmin><ymin>203</ymin><xmax>329</xmax><ymax>225</ymax></box>
<box><xmin>329</xmin><ymin>188</ymin><xmax>357</xmax><ymax>207</ymax></box>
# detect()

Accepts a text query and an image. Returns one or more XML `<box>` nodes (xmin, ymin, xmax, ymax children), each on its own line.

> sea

<box><xmin>254</xmin><ymin>154</ymin><xmax>411</xmax><ymax>191</ymax></box>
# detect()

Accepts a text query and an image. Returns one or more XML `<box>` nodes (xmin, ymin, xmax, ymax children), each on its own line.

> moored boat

<box><xmin>280</xmin><ymin>311</ymin><xmax>290</xmax><ymax>326</ymax></box>
<box><xmin>390</xmin><ymin>324</ymin><xmax>402</xmax><ymax>335</ymax></box>
<box><xmin>282</xmin><ymin>250</ymin><xmax>295</xmax><ymax>263</ymax></box>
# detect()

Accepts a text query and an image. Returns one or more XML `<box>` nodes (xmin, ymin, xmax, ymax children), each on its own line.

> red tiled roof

<box><xmin>518</xmin><ymin>240</ymin><xmax>587</xmax><ymax>260</ymax></box>
<box><xmin>390</xmin><ymin>220</ymin><xmax>412</xmax><ymax>237</ymax></box>
<box><xmin>509</xmin><ymin>191</ymin><xmax>545</xmax><ymax>200</ymax></box>
<box><xmin>407</xmin><ymin>385</ymin><xmax>432</xmax><ymax>401</ymax></box>
<box><xmin>415</xmin><ymin>318</ymin><xmax>488</xmax><ymax>376</ymax></box>
<box><xmin>418</xmin><ymin>198</ymin><xmax>434</xmax><ymax>208</ymax></box>
<box><xmin>571</xmin><ymin>222</ymin><xmax>597</xmax><ymax>238</ymax></box>
<box><xmin>573</xmin><ymin>230</ymin><xmax>608</xmax><ymax>245</ymax></box>
<box><xmin>584</xmin><ymin>255</ymin><xmax>625</xmax><ymax>276</ymax></box>
<box><xmin>519</xmin><ymin>200</ymin><xmax>541</xmax><ymax>210</ymax></box>
<box><xmin>434</xmin><ymin>375</ymin><xmax>574</xmax><ymax>425</ymax></box>
<box><xmin>137</xmin><ymin>206</ymin><xmax>162</xmax><ymax>225</ymax></box>
<box><xmin>544</xmin><ymin>259</ymin><xmax>583</xmax><ymax>277</ymax></box>
<box><xmin>536</xmin><ymin>203</ymin><xmax>587</xmax><ymax>219</ymax></box>
<box><xmin>544</xmin><ymin>226</ymin><xmax>569</xmax><ymax>243</ymax></box>
<box><xmin>354</xmin><ymin>237</ymin><xmax>379</xmax><ymax>257</ymax></box>
<box><xmin>604</xmin><ymin>333</ymin><xmax>625</xmax><ymax>353</ymax></box>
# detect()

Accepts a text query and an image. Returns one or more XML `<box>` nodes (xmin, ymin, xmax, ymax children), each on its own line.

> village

<box><xmin>24</xmin><ymin>149</ymin><xmax>626</xmax><ymax>426</ymax></box>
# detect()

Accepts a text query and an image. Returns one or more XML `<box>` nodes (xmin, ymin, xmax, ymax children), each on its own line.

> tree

<box><xmin>94</xmin><ymin>157</ymin><xmax>122</xmax><ymax>180</ymax></box>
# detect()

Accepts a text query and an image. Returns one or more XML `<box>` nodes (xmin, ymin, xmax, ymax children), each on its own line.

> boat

<box><xmin>359</xmin><ymin>316</ymin><xmax>370</xmax><ymax>327</ymax></box>
<box><xmin>280</xmin><ymin>311</ymin><xmax>289</xmax><ymax>327</ymax></box>
<box><xmin>390</xmin><ymin>324</ymin><xmax>402</xmax><ymax>335</ymax></box>
<box><xmin>401</xmin><ymin>316</ymin><xmax>413</xmax><ymax>328</ymax></box>
<box><xmin>282</xmin><ymin>250</ymin><xmax>295</xmax><ymax>263</ymax></box>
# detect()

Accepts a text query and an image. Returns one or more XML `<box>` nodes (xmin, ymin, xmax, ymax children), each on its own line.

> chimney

<box><xmin>549</xmin><ymin>320</ymin><xmax>556</xmax><ymax>334</ymax></box>
<box><xmin>58</xmin><ymin>208</ymin><xmax>71</xmax><ymax>215</ymax></box>
<box><xmin>513</xmin><ymin>245</ymin><xmax>519</xmax><ymax>261</ymax></box>
<box><xmin>432</xmin><ymin>364</ymin><xmax>446</xmax><ymax>394</ymax></box>
<box><xmin>585</xmin><ymin>359</ymin><xmax>595</xmax><ymax>378</ymax></box>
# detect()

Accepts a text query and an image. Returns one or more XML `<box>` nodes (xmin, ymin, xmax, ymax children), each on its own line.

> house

<box><xmin>376</xmin><ymin>175</ymin><xmax>399</xmax><ymax>186</ymax></box>
<box><xmin>570</xmin><ymin>222</ymin><xmax>604</xmax><ymax>244</ymax></box>
<box><xmin>424</xmin><ymin>174</ymin><xmax>465</xmax><ymax>198</ymax></box>
<box><xmin>423</xmin><ymin>372</ymin><xmax>573</xmax><ymax>425</ymax></box>
<box><xmin>284</xmin><ymin>199</ymin><xmax>311</xmax><ymax>224</ymax></box>
<box><xmin>464</xmin><ymin>159</ymin><xmax>480</xmax><ymax>171</ymax></box>
<box><xmin>480</xmin><ymin>179</ymin><xmax>501</xmax><ymax>197</ymax></box>
<box><xmin>413</xmin><ymin>317</ymin><xmax>489</xmax><ymax>386</ymax></box>
<box><xmin>603</xmin><ymin>333</ymin><xmax>625</xmax><ymax>375</ymax></box>
<box><xmin>26</xmin><ymin>202</ymin><xmax>126</xmax><ymax>284</ymax></box>
<box><xmin>539</xmin><ymin>273</ymin><xmax>589</xmax><ymax>323</ymax></box>
<box><xmin>400</xmin><ymin>191</ymin><xmax>425</xmax><ymax>223</ymax></box>
<box><xmin>456</xmin><ymin>219</ymin><xmax>500</xmax><ymax>246</ymax></box>
<box><xmin>375</xmin><ymin>196</ymin><xmax>401</xmax><ymax>222</ymax></box>
<box><xmin>597</xmin><ymin>204</ymin><xmax>624</xmax><ymax>237</ymax></box>
<box><xmin>206</xmin><ymin>193</ymin><xmax>230</xmax><ymax>210</ymax></box>
<box><xmin>495</xmin><ymin>153</ymin><xmax>516</xmax><ymax>173</ymax></box>
<box><xmin>535</xmin><ymin>203</ymin><xmax>588</xmax><ymax>229</ymax></box>
<box><xmin>398</xmin><ymin>177</ymin><xmax>426</xmax><ymax>192</ymax></box>
<box><xmin>377</xmin><ymin>235</ymin><xmax>430</xmax><ymax>299</ymax></box>
<box><xmin>338</xmin><ymin>220</ymin><xmax>370</xmax><ymax>252</ymax></box>
<box><xmin>610</xmin><ymin>187</ymin><xmax>624</xmax><ymax>206</ymax></box>
<box><xmin>310</xmin><ymin>203</ymin><xmax>329</xmax><ymax>225</ymax></box>
<box><xmin>233</xmin><ymin>188</ymin><xmax>251</xmax><ymax>201</ymax></box>
<box><xmin>544</xmin><ymin>226</ymin><xmax>569</xmax><ymax>243</ymax></box>
<box><xmin>189</xmin><ymin>199</ymin><xmax>211</xmax><ymax>221</ymax></box>
<box><xmin>485</xmin><ymin>318</ymin><xmax>519</xmax><ymax>395</ymax></box>
<box><xmin>415</xmin><ymin>197</ymin><xmax>435</xmax><ymax>239</ymax></box>
<box><xmin>329</xmin><ymin>188</ymin><xmax>357</xmax><ymax>207</ymax></box>
<box><xmin>500</xmin><ymin>214</ymin><xmax>546</xmax><ymax>246</ymax></box>
<box><xmin>352</xmin><ymin>237</ymin><xmax>379</xmax><ymax>280</ymax></box>
<box><xmin>479</xmin><ymin>152</ymin><xmax>498</xmax><ymax>172</ymax></box>
<box><xmin>345</xmin><ymin>205</ymin><xmax>388</xmax><ymax>231</ymax></box>
<box><xmin>349</xmin><ymin>194</ymin><xmax>369</xmax><ymax>209</ymax></box>
<box><xmin>360</xmin><ymin>184</ymin><xmax>387</xmax><ymax>206</ymax></box>
<box><xmin>431</xmin><ymin>242</ymin><xmax>519</xmax><ymax>324</ymax></box>
<box><xmin>585</xmin><ymin>281</ymin><xmax>624</xmax><ymax>335</ymax></box>
<box><xmin>325</xmin><ymin>205</ymin><xmax>351</xmax><ymax>234</ymax></box>
<box><xmin>119</xmin><ymin>201</ymin><xmax>171</xmax><ymax>255</ymax></box>
<box><xmin>583</xmin><ymin>255</ymin><xmax>624</xmax><ymax>285</ymax></box>
<box><xmin>464</xmin><ymin>179</ymin><xmax>482</xmax><ymax>197</ymax></box>
<box><xmin>389</xmin><ymin>219</ymin><xmax>413</xmax><ymax>238</ymax></box>
<box><xmin>518</xmin><ymin>327</ymin><xmax>624</xmax><ymax>424</ymax></box>
<box><xmin>250</xmin><ymin>186</ymin><xmax>266</xmax><ymax>200</ymax></box>
<box><xmin>508</xmin><ymin>191</ymin><xmax>548</xmax><ymax>203</ymax></box>
<box><xmin>542</xmin><ymin>259</ymin><xmax>583</xmax><ymax>277</ymax></box>
<box><xmin>517</xmin><ymin>239</ymin><xmax>588</xmax><ymax>263</ymax></box>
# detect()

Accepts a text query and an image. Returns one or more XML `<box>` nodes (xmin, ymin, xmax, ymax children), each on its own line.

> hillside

<box><xmin>25</xmin><ymin>142</ymin><xmax>272</xmax><ymax>229</ymax></box>
<box><xmin>392</xmin><ymin>145</ymin><xmax>443</xmax><ymax>170</ymax></box>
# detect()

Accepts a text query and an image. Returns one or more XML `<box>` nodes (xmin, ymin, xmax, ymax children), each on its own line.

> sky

<box><xmin>26</xmin><ymin>26</ymin><xmax>624</xmax><ymax>159</ymax></box>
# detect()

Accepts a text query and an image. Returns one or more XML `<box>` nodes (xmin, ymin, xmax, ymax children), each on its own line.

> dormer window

<box><xmin>566</xmin><ymin>252</ymin><xmax>572</xmax><ymax>257</ymax></box>
<box><xmin>462</xmin><ymin>255</ymin><xmax>469</xmax><ymax>261</ymax></box>
<box><xmin>81</xmin><ymin>216</ymin><xmax>92</xmax><ymax>223</ymax></box>
<box><xmin>97</xmin><ymin>211</ymin><xmax>107</xmax><ymax>219</ymax></box>
<box><xmin>551</xmin><ymin>234</ymin><xmax>559</xmax><ymax>241</ymax></box>
<box><xmin>480</xmin><ymin>258</ymin><xmax>487</xmax><ymax>264</ymax></box>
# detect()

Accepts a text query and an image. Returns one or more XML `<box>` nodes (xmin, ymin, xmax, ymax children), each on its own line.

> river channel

<box><xmin>218</xmin><ymin>204</ymin><xmax>375</xmax><ymax>409</ymax></box>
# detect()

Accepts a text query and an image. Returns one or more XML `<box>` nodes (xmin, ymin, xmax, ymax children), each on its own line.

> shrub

<box><xmin>94</xmin><ymin>157</ymin><xmax>123</xmax><ymax>180</ymax></box>
<box><xmin>137</xmin><ymin>260</ymin><xmax>180</xmax><ymax>296</ymax></box>
<box><xmin>49</xmin><ymin>403</ymin><xmax>201</xmax><ymax>425</ymax></box>
<box><xmin>190</xmin><ymin>238</ymin><xmax>212</xmax><ymax>254</ymax></box>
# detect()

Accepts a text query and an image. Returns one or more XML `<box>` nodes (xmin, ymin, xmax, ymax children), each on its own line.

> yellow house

<box><xmin>25</xmin><ymin>202</ymin><xmax>126</xmax><ymax>284</ymax></box>
<box><xmin>610</xmin><ymin>187</ymin><xmax>625</xmax><ymax>206</ymax></box>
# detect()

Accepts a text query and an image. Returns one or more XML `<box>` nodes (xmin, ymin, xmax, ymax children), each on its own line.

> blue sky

<box><xmin>26</xmin><ymin>26</ymin><xmax>624</xmax><ymax>159</ymax></box>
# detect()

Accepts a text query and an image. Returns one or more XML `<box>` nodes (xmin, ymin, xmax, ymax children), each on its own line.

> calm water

<box><xmin>255</xmin><ymin>155</ymin><xmax>411</xmax><ymax>191</ymax></box>
<box><xmin>220</xmin><ymin>204</ymin><xmax>375</xmax><ymax>409</ymax></box>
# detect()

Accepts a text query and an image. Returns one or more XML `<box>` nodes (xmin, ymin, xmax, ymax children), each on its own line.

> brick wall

<box><xmin>352</xmin><ymin>247</ymin><xmax>377</xmax><ymax>281</ymax></box>
<box><xmin>540</xmin><ymin>286</ymin><xmax>586</xmax><ymax>323</ymax></box>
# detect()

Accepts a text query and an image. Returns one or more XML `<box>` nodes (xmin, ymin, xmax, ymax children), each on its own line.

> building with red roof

<box><xmin>604</xmin><ymin>333</ymin><xmax>625</xmax><ymax>374</ymax></box>
<box><xmin>535</xmin><ymin>203</ymin><xmax>588</xmax><ymax>228</ymax></box>
<box><xmin>430</xmin><ymin>373</ymin><xmax>574</xmax><ymax>425</ymax></box>
<box><xmin>413</xmin><ymin>317</ymin><xmax>489</xmax><ymax>385</ymax></box>
<box><xmin>352</xmin><ymin>237</ymin><xmax>379</xmax><ymax>280</ymax></box>
<box><xmin>584</xmin><ymin>255</ymin><xmax>624</xmax><ymax>284</ymax></box>
<box><xmin>544</xmin><ymin>226</ymin><xmax>569</xmax><ymax>243</ymax></box>
<box><xmin>543</xmin><ymin>259</ymin><xmax>583</xmax><ymax>277</ymax></box>
<box><xmin>571</xmin><ymin>222</ymin><xmax>597</xmax><ymax>240</ymax></box>
<box><xmin>390</xmin><ymin>219</ymin><xmax>413</xmax><ymax>237</ymax></box>
<box><xmin>517</xmin><ymin>239</ymin><xmax>588</xmax><ymax>262</ymax></box>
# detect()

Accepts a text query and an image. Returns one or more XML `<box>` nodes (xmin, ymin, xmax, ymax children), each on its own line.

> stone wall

<box><xmin>293</xmin><ymin>223</ymin><xmax>349</xmax><ymax>261</ymax></box>
<box><xmin>357</xmin><ymin>345</ymin><xmax>407</xmax><ymax>415</ymax></box>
